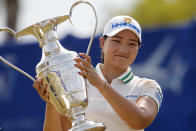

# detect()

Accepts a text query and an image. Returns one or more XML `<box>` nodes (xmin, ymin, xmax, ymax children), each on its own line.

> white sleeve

<box><xmin>138</xmin><ymin>79</ymin><xmax>163</xmax><ymax>110</ymax></box>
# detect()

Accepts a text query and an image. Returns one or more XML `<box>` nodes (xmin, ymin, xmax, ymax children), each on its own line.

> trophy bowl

<box><xmin>36</xmin><ymin>29</ymin><xmax>105</xmax><ymax>131</ymax></box>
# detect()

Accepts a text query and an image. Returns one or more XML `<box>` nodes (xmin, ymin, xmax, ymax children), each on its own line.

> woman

<box><xmin>33</xmin><ymin>15</ymin><xmax>163</xmax><ymax>131</ymax></box>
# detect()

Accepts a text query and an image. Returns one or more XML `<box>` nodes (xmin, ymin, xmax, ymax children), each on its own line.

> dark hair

<box><xmin>103</xmin><ymin>35</ymin><xmax>108</xmax><ymax>40</ymax></box>
<box><xmin>101</xmin><ymin>35</ymin><xmax>108</xmax><ymax>63</ymax></box>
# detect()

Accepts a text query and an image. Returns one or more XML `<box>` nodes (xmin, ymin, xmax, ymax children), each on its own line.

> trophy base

<box><xmin>69</xmin><ymin>121</ymin><xmax>105</xmax><ymax>131</ymax></box>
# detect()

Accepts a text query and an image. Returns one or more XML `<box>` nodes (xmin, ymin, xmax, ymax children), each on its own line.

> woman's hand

<box><xmin>33</xmin><ymin>76</ymin><xmax>50</xmax><ymax>103</ymax></box>
<box><xmin>74</xmin><ymin>53</ymin><xmax>105</xmax><ymax>89</ymax></box>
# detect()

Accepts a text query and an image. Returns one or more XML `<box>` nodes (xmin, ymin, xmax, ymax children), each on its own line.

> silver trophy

<box><xmin>0</xmin><ymin>1</ymin><xmax>105</xmax><ymax>131</ymax></box>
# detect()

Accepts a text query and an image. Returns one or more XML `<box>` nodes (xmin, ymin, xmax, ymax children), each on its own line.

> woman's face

<box><xmin>100</xmin><ymin>30</ymin><xmax>139</xmax><ymax>70</ymax></box>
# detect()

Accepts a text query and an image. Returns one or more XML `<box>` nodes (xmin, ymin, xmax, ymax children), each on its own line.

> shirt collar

<box><xmin>96</xmin><ymin>63</ymin><xmax>134</xmax><ymax>84</ymax></box>
<box><xmin>116</xmin><ymin>66</ymin><xmax>134</xmax><ymax>84</ymax></box>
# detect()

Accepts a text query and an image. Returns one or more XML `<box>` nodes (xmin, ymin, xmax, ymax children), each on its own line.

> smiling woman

<box><xmin>33</xmin><ymin>15</ymin><xmax>163</xmax><ymax>131</ymax></box>
<box><xmin>100</xmin><ymin>30</ymin><xmax>139</xmax><ymax>72</ymax></box>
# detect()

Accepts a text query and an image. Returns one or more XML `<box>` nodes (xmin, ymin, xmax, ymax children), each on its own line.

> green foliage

<box><xmin>130</xmin><ymin>0</ymin><xmax>196</xmax><ymax>27</ymax></box>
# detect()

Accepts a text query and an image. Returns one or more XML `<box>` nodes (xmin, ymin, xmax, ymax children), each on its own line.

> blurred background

<box><xmin>0</xmin><ymin>0</ymin><xmax>196</xmax><ymax>130</ymax></box>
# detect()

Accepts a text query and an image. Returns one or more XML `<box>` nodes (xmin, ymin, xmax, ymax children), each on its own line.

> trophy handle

<box><xmin>0</xmin><ymin>27</ymin><xmax>19</xmax><ymax>41</ymax></box>
<box><xmin>69</xmin><ymin>1</ymin><xmax>98</xmax><ymax>55</ymax></box>
<box><xmin>0</xmin><ymin>28</ymin><xmax>35</xmax><ymax>82</ymax></box>
<box><xmin>0</xmin><ymin>56</ymin><xmax>35</xmax><ymax>82</ymax></box>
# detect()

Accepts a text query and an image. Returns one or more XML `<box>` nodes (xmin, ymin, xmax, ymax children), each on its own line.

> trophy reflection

<box><xmin>0</xmin><ymin>1</ymin><xmax>105</xmax><ymax>131</ymax></box>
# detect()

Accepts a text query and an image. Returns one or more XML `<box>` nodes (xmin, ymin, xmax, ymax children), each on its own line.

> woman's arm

<box><xmin>98</xmin><ymin>82</ymin><xmax>157</xmax><ymax>130</ymax></box>
<box><xmin>43</xmin><ymin>103</ymin><xmax>64</xmax><ymax>131</ymax></box>
<box><xmin>74</xmin><ymin>53</ymin><xmax>158</xmax><ymax>130</ymax></box>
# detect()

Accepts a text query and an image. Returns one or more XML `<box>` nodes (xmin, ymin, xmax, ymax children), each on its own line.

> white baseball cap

<box><xmin>103</xmin><ymin>15</ymin><xmax>142</xmax><ymax>43</ymax></box>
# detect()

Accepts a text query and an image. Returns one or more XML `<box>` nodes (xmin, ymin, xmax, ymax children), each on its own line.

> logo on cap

<box><xmin>124</xmin><ymin>18</ymin><xmax>131</xmax><ymax>23</ymax></box>
<box><xmin>111</xmin><ymin>21</ymin><xmax>140</xmax><ymax>34</ymax></box>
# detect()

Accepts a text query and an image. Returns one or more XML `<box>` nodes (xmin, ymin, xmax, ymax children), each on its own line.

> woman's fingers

<box><xmin>74</xmin><ymin>53</ymin><xmax>95</xmax><ymax>80</ymax></box>
<box><xmin>75</xmin><ymin>57</ymin><xmax>91</xmax><ymax>68</ymax></box>
<box><xmin>41</xmin><ymin>84</ymin><xmax>50</xmax><ymax>102</ymax></box>
<box><xmin>79</xmin><ymin>53</ymin><xmax>92</xmax><ymax>64</ymax></box>
<box><xmin>78</xmin><ymin>70</ymin><xmax>88</xmax><ymax>78</ymax></box>
<box><xmin>33</xmin><ymin>79</ymin><xmax>42</xmax><ymax>91</ymax></box>
<box><xmin>33</xmin><ymin>77</ymin><xmax>50</xmax><ymax>103</ymax></box>
<box><xmin>74</xmin><ymin>63</ymin><xmax>90</xmax><ymax>73</ymax></box>
<box><xmin>40</xmin><ymin>84</ymin><xmax>47</xmax><ymax>96</ymax></box>
<box><xmin>74</xmin><ymin>53</ymin><xmax>92</xmax><ymax>67</ymax></box>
